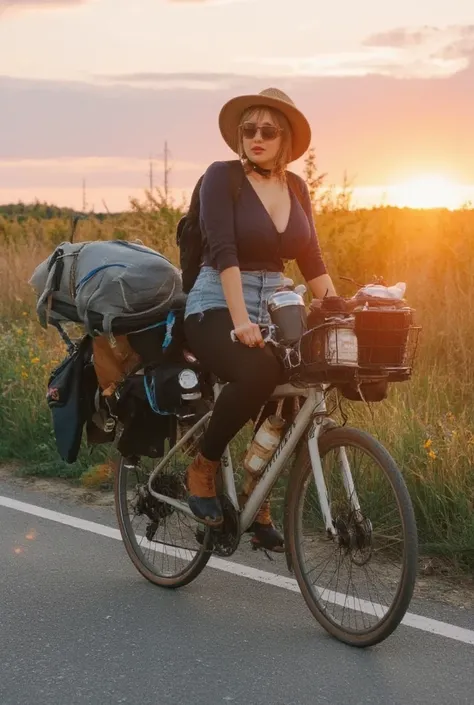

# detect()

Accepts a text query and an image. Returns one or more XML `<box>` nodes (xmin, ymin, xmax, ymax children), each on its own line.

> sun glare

<box><xmin>387</xmin><ymin>174</ymin><xmax>465</xmax><ymax>209</ymax></box>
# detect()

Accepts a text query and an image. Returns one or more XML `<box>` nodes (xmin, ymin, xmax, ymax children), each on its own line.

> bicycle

<box><xmin>114</xmin><ymin>297</ymin><xmax>420</xmax><ymax>648</ymax></box>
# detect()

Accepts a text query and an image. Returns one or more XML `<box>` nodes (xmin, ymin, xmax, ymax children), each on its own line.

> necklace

<box><xmin>247</xmin><ymin>159</ymin><xmax>272</xmax><ymax>178</ymax></box>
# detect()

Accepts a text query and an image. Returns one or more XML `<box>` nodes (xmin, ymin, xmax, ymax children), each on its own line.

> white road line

<box><xmin>1</xmin><ymin>494</ymin><xmax>473</xmax><ymax>647</ymax></box>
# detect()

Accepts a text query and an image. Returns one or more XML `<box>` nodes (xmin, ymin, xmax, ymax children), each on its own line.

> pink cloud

<box><xmin>363</xmin><ymin>27</ymin><xmax>443</xmax><ymax>48</ymax></box>
<box><xmin>3</xmin><ymin>1</ymin><xmax>85</xmax><ymax>4</ymax></box>
<box><xmin>247</xmin><ymin>25</ymin><xmax>474</xmax><ymax>81</ymax></box>
<box><xmin>2</xmin><ymin>60</ymin><xmax>474</xmax><ymax>189</ymax></box>
<box><xmin>364</xmin><ymin>25</ymin><xmax>474</xmax><ymax>65</ymax></box>
<box><xmin>0</xmin><ymin>0</ymin><xmax>87</xmax><ymax>13</ymax></box>
<box><xmin>0</xmin><ymin>0</ymin><xmax>238</xmax><ymax>13</ymax></box>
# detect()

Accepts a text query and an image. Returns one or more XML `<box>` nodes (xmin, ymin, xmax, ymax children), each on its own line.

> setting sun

<box><xmin>386</xmin><ymin>174</ymin><xmax>467</xmax><ymax>210</ymax></box>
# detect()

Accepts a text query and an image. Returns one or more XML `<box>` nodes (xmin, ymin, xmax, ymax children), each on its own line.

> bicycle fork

<box><xmin>307</xmin><ymin>419</ymin><xmax>362</xmax><ymax>539</ymax></box>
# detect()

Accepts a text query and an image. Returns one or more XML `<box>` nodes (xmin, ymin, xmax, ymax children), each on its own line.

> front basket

<box><xmin>294</xmin><ymin>308</ymin><xmax>420</xmax><ymax>385</ymax></box>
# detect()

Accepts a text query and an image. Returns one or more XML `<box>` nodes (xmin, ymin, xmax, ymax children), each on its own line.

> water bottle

<box><xmin>243</xmin><ymin>415</ymin><xmax>285</xmax><ymax>476</ymax></box>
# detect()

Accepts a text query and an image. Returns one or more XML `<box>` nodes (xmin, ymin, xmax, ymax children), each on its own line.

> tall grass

<box><xmin>0</xmin><ymin>194</ymin><xmax>473</xmax><ymax>569</ymax></box>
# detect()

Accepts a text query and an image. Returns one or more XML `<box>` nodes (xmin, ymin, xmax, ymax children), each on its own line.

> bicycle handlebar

<box><xmin>230</xmin><ymin>324</ymin><xmax>276</xmax><ymax>345</ymax></box>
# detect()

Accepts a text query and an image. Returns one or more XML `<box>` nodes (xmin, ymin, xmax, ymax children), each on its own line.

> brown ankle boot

<box><xmin>240</xmin><ymin>471</ymin><xmax>284</xmax><ymax>552</ymax></box>
<box><xmin>186</xmin><ymin>453</ymin><xmax>223</xmax><ymax>527</ymax></box>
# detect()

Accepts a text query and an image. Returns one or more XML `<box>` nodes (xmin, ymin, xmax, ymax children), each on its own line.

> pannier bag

<box><xmin>29</xmin><ymin>240</ymin><xmax>182</xmax><ymax>336</ymax></box>
<box><xmin>46</xmin><ymin>336</ymin><xmax>95</xmax><ymax>463</ymax></box>
<box><xmin>92</xmin><ymin>335</ymin><xmax>141</xmax><ymax>396</ymax></box>
<box><xmin>113</xmin><ymin>363</ymin><xmax>206</xmax><ymax>458</ymax></box>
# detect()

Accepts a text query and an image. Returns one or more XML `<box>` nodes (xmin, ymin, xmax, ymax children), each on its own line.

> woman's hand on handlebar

<box><xmin>232</xmin><ymin>320</ymin><xmax>265</xmax><ymax>348</ymax></box>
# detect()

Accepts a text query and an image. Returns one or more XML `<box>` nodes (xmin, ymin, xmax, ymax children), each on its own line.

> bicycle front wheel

<box><xmin>286</xmin><ymin>426</ymin><xmax>418</xmax><ymax>647</ymax></box>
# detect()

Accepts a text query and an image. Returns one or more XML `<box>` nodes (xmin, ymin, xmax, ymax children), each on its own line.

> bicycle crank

<box><xmin>195</xmin><ymin>495</ymin><xmax>240</xmax><ymax>557</ymax></box>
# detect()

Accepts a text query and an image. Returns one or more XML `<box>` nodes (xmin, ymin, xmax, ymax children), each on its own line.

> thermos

<box><xmin>243</xmin><ymin>414</ymin><xmax>285</xmax><ymax>476</ymax></box>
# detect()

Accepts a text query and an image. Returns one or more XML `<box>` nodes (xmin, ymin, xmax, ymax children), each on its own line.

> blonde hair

<box><xmin>237</xmin><ymin>106</ymin><xmax>293</xmax><ymax>180</ymax></box>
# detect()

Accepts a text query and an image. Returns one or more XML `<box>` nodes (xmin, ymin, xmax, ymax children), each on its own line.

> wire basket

<box><xmin>294</xmin><ymin>309</ymin><xmax>420</xmax><ymax>385</ymax></box>
<box><xmin>354</xmin><ymin>307</ymin><xmax>420</xmax><ymax>375</ymax></box>
<box><xmin>296</xmin><ymin>320</ymin><xmax>361</xmax><ymax>384</ymax></box>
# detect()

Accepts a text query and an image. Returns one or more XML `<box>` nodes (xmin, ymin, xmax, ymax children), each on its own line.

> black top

<box><xmin>199</xmin><ymin>161</ymin><xmax>327</xmax><ymax>282</ymax></box>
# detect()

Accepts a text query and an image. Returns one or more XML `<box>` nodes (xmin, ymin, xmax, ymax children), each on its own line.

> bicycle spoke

<box><xmin>116</xmin><ymin>433</ymin><xmax>211</xmax><ymax>586</ymax></box>
<box><xmin>293</xmin><ymin>429</ymin><xmax>416</xmax><ymax>642</ymax></box>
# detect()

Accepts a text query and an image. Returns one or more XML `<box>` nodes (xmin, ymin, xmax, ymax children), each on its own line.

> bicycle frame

<box><xmin>147</xmin><ymin>381</ymin><xmax>348</xmax><ymax>538</ymax></box>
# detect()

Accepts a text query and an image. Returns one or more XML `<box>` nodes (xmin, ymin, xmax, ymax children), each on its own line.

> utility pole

<box><xmin>148</xmin><ymin>142</ymin><xmax>172</xmax><ymax>202</ymax></box>
<box><xmin>148</xmin><ymin>154</ymin><xmax>154</xmax><ymax>191</ymax></box>
<box><xmin>82</xmin><ymin>178</ymin><xmax>87</xmax><ymax>212</ymax></box>
<box><xmin>163</xmin><ymin>140</ymin><xmax>171</xmax><ymax>204</ymax></box>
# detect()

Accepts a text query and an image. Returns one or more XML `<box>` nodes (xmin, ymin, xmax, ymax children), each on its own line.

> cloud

<box><xmin>0</xmin><ymin>156</ymin><xmax>204</xmax><ymax>190</ymax></box>
<box><xmin>1</xmin><ymin>61</ymin><xmax>473</xmax><ymax>196</ymax></box>
<box><xmin>432</xmin><ymin>26</ymin><xmax>474</xmax><ymax>61</ymax></box>
<box><xmin>0</xmin><ymin>0</ymin><xmax>87</xmax><ymax>15</ymax></box>
<box><xmin>0</xmin><ymin>0</ymin><xmax>86</xmax><ymax>7</ymax></box>
<box><xmin>239</xmin><ymin>49</ymin><xmax>466</xmax><ymax>80</ymax></box>
<box><xmin>363</xmin><ymin>27</ymin><xmax>441</xmax><ymax>48</ymax></box>
<box><xmin>242</xmin><ymin>25</ymin><xmax>474</xmax><ymax>80</ymax></box>
<box><xmin>363</xmin><ymin>25</ymin><xmax>474</xmax><ymax>69</ymax></box>
<box><xmin>164</xmin><ymin>0</ymin><xmax>251</xmax><ymax>5</ymax></box>
<box><xmin>95</xmin><ymin>71</ymin><xmax>269</xmax><ymax>91</ymax></box>
<box><xmin>0</xmin><ymin>156</ymin><xmax>202</xmax><ymax>173</ymax></box>
<box><xmin>0</xmin><ymin>0</ymin><xmax>245</xmax><ymax>10</ymax></box>
<box><xmin>166</xmin><ymin>0</ymin><xmax>248</xmax><ymax>3</ymax></box>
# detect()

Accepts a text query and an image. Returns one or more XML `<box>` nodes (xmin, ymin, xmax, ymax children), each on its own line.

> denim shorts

<box><xmin>184</xmin><ymin>267</ymin><xmax>284</xmax><ymax>325</ymax></box>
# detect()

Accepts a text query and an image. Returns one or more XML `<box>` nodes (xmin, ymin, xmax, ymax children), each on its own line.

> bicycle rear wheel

<box><xmin>286</xmin><ymin>426</ymin><xmax>418</xmax><ymax>647</ymax></box>
<box><xmin>115</xmin><ymin>431</ymin><xmax>212</xmax><ymax>588</ymax></box>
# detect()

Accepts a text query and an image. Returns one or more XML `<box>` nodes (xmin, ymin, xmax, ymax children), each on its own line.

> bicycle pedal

<box><xmin>250</xmin><ymin>540</ymin><xmax>274</xmax><ymax>562</ymax></box>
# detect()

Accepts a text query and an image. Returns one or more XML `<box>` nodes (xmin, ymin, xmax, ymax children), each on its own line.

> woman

<box><xmin>184</xmin><ymin>87</ymin><xmax>338</xmax><ymax>551</ymax></box>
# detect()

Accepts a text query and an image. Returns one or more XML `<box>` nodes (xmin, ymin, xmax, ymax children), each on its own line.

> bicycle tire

<box><xmin>286</xmin><ymin>426</ymin><xmax>418</xmax><ymax>647</ymax></box>
<box><xmin>115</xmin><ymin>455</ymin><xmax>212</xmax><ymax>589</ymax></box>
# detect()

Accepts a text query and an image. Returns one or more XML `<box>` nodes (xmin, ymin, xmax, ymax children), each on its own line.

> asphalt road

<box><xmin>1</xmin><ymin>480</ymin><xmax>473</xmax><ymax>705</ymax></box>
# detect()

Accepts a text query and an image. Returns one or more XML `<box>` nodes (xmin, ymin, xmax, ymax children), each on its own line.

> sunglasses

<box><xmin>240</xmin><ymin>121</ymin><xmax>283</xmax><ymax>141</ymax></box>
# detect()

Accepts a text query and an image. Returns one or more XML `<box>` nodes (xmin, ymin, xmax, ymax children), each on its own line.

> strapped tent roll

<box><xmin>29</xmin><ymin>240</ymin><xmax>184</xmax><ymax>336</ymax></box>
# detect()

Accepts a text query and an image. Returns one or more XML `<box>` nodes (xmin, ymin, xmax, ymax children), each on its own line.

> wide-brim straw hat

<box><xmin>218</xmin><ymin>87</ymin><xmax>311</xmax><ymax>162</ymax></box>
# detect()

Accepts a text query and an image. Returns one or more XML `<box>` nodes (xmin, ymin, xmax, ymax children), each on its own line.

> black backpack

<box><xmin>176</xmin><ymin>159</ymin><xmax>306</xmax><ymax>294</ymax></box>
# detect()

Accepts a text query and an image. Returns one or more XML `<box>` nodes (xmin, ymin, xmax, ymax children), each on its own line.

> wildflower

<box><xmin>423</xmin><ymin>439</ymin><xmax>432</xmax><ymax>449</ymax></box>
<box><xmin>30</xmin><ymin>357</ymin><xmax>40</xmax><ymax>364</ymax></box>
<box><xmin>428</xmin><ymin>450</ymin><xmax>437</xmax><ymax>460</ymax></box>
<box><xmin>81</xmin><ymin>462</ymin><xmax>115</xmax><ymax>488</ymax></box>
<box><xmin>21</xmin><ymin>371</ymin><xmax>28</xmax><ymax>379</ymax></box>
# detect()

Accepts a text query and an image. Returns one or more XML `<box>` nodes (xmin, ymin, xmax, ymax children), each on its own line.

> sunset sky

<box><xmin>1</xmin><ymin>0</ymin><xmax>474</xmax><ymax>210</ymax></box>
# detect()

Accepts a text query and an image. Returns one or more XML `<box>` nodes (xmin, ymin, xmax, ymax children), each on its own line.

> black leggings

<box><xmin>184</xmin><ymin>310</ymin><xmax>283</xmax><ymax>461</ymax></box>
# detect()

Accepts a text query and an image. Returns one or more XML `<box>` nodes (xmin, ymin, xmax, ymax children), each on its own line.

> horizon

<box><xmin>1</xmin><ymin>1</ymin><xmax>474</xmax><ymax>210</ymax></box>
<box><xmin>2</xmin><ymin>178</ymin><xmax>473</xmax><ymax>214</ymax></box>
